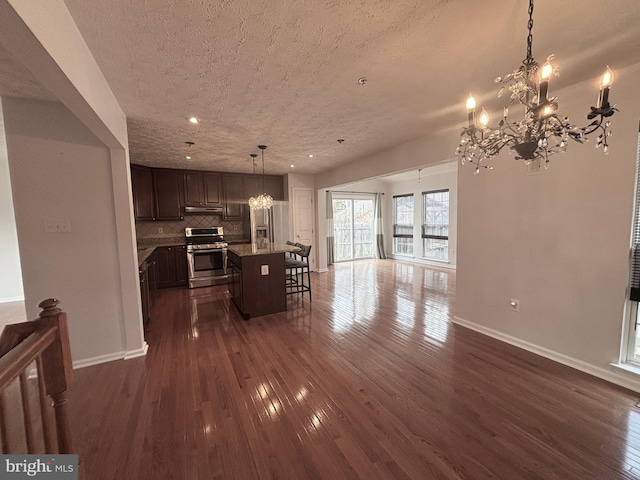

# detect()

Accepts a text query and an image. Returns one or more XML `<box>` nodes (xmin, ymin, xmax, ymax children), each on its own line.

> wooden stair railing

<box><xmin>0</xmin><ymin>298</ymin><xmax>80</xmax><ymax>473</ymax></box>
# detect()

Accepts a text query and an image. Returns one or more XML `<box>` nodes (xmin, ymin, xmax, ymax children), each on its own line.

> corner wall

<box><xmin>3</xmin><ymin>98</ymin><xmax>129</xmax><ymax>364</ymax></box>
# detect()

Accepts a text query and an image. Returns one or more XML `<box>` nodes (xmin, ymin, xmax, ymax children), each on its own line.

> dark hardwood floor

<box><xmin>69</xmin><ymin>260</ymin><xmax>640</xmax><ymax>479</ymax></box>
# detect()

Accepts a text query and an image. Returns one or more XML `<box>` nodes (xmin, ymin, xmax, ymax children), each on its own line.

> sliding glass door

<box><xmin>332</xmin><ymin>197</ymin><xmax>375</xmax><ymax>262</ymax></box>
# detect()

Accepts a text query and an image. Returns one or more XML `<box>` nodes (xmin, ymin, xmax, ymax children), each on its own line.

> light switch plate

<box><xmin>261</xmin><ymin>265</ymin><xmax>269</xmax><ymax>275</ymax></box>
<box><xmin>44</xmin><ymin>220</ymin><xmax>71</xmax><ymax>233</ymax></box>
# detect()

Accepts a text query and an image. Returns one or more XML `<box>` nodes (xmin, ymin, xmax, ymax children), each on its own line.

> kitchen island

<box><xmin>227</xmin><ymin>243</ymin><xmax>299</xmax><ymax>319</ymax></box>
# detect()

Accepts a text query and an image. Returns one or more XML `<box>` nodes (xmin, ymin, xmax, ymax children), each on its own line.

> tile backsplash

<box><xmin>135</xmin><ymin>215</ymin><xmax>246</xmax><ymax>242</ymax></box>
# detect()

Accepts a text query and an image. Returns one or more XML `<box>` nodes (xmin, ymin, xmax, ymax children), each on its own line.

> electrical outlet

<box><xmin>157</xmin><ymin>227</ymin><xmax>164</xmax><ymax>233</ymax></box>
<box><xmin>526</xmin><ymin>158</ymin><xmax>541</xmax><ymax>175</ymax></box>
<box><xmin>261</xmin><ymin>265</ymin><xmax>269</xmax><ymax>275</ymax></box>
<box><xmin>509</xmin><ymin>299</ymin><xmax>520</xmax><ymax>312</ymax></box>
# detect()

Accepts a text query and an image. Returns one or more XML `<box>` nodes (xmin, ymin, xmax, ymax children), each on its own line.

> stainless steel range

<box><xmin>185</xmin><ymin>227</ymin><xmax>228</xmax><ymax>288</ymax></box>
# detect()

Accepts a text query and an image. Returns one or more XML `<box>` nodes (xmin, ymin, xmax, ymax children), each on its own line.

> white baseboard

<box><xmin>72</xmin><ymin>342</ymin><xmax>148</xmax><ymax>369</ymax></box>
<box><xmin>452</xmin><ymin>316</ymin><xmax>640</xmax><ymax>393</ymax></box>
<box><xmin>0</xmin><ymin>295</ymin><xmax>25</xmax><ymax>303</ymax></box>
<box><xmin>317</xmin><ymin>268</ymin><xmax>329</xmax><ymax>273</ymax></box>
<box><xmin>72</xmin><ymin>351</ymin><xmax>127</xmax><ymax>369</ymax></box>
<box><xmin>124</xmin><ymin>342</ymin><xmax>149</xmax><ymax>360</ymax></box>
<box><xmin>387</xmin><ymin>254</ymin><xmax>456</xmax><ymax>270</ymax></box>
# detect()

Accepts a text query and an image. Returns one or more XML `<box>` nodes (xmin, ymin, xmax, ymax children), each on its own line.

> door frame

<box><xmin>292</xmin><ymin>187</ymin><xmax>316</xmax><ymax>270</ymax></box>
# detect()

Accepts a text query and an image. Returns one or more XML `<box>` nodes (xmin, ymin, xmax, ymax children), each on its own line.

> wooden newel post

<box><xmin>37</xmin><ymin>298</ymin><xmax>74</xmax><ymax>454</ymax></box>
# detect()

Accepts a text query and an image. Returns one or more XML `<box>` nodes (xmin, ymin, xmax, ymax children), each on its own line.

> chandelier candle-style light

<box><xmin>248</xmin><ymin>145</ymin><xmax>274</xmax><ymax>210</ymax></box>
<box><xmin>456</xmin><ymin>0</ymin><xmax>617</xmax><ymax>173</ymax></box>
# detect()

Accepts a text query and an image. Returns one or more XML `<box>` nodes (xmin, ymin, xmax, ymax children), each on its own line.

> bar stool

<box><xmin>285</xmin><ymin>243</ymin><xmax>312</xmax><ymax>301</ymax></box>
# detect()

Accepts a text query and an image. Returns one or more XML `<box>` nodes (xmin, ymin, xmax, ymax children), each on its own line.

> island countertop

<box><xmin>227</xmin><ymin>243</ymin><xmax>299</xmax><ymax>257</ymax></box>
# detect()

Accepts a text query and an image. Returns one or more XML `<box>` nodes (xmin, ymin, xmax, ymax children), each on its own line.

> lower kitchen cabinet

<box><xmin>155</xmin><ymin>245</ymin><xmax>188</xmax><ymax>288</ymax></box>
<box><xmin>139</xmin><ymin>261</ymin><xmax>151</xmax><ymax>328</ymax></box>
<box><xmin>139</xmin><ymin>250</ymin><xmax>159</xmax><ymax>330</ymax></box>
<box><xmin>227</xmin><ymin>248</ymin><xmax>286</xmax><ymax>319</ymax></box>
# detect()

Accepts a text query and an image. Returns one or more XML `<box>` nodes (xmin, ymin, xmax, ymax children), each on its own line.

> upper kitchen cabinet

<box><xmin>131</xmin><ymin>165</ymin><xmax>154</xmax><ymax>220</ymax></box>
<box><xmin>154</xmin><ymin>169</ymin><xmax>184</xmax><ymax>220</ymax></box>
<box><xmin>184</xmin><ymin>171</ymin><xmax>222</xmax><ymax>207</ymax></box>
<box><xmin>243</xmin><ymin>174</ymin><xmax>284</xmax><ymax>201</ymax></box>
<box><xmin>243</xmin><ymin>174</ymin><xmax>260</xmax><ymax>200</ymax></box>
<box><xmin>222</xmin><ymin>173</ymin><xmax>244</xmax><ymax>219</ymax></box>
<box><xmin>263</xmin><ymin>175</ymin><xmax>284</xmax><ymax>201</ymax></box>
<box><xmin>131</xmin><ymin>166</ymin><xmax>183</xmax><ymax>221</ymax></box>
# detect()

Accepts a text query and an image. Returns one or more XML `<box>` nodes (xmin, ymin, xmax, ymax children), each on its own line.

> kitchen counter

<box><xmin>227</xmin><ymin>242</ymin><xmax>299</xmax><ymax>257</ymax></box>
<box><xmin>137</xmin><ymin>247</ymin><xmax>156</xmax><ymax>266</ymax></box>
<box><xmin>227</xmin><ymin>243</ymin><xmax>296</xmax><ymax>319</ymax></box>
<box><xmin>136</xmin><ymin>238</ymin><xmax>186</xmax><ymax>267</ymax></box>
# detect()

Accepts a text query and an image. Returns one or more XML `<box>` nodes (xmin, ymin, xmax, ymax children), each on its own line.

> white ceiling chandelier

<box><xmin>456</xmin><ymin>0</ymin><xmax>617</xmax><ymax>174</ymax></box>
<box><xmin>248</xmin><ymin>145</ymin><xmax>274</xmax><ymax>210</ymax></box>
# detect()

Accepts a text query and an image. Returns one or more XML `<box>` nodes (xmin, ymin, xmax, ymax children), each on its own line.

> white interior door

<box><xmin>292</xmin><ymin>188</ymin><xmax>315</xmax><ymax>270</ymax></box>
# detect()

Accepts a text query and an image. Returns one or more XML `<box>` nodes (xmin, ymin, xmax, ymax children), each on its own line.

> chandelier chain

<box><xmin>524</xmin><ymin>0</ymin><xmax>534</xmax><ymax>66</ymax></box>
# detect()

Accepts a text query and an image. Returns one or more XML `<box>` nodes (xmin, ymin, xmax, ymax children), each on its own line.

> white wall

<box><xmin>455</xmin><ymin>61</ymin><xmax>640</xmax><ymax>390</ymax></box>
<box><xmin>385</xmin><ymin>166</ymin><xmax>458</xmax><ymax>268</ymax></box>
<box><xmin>0</xmin><ymin>100</ymin><xmax>23</xmax><ymax>302</ymax></box>
<box><xmin>3</xmin><ymin>98</ymin><xmax>128</xmax><ymax>364</ymax></box>
<box><xmin>0</xmin><ymin>0</ymin><xmax>145</xmax><ymax>366</ymax></box>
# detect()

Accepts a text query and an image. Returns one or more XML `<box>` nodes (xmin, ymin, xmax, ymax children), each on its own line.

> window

<box><xmin>332</xmin><ymin>197</ymin><xmax>375</xmax><ymax>262</ymax></box>
<box><xmin>393</xmin><ymin>194</ymin><xmax>414</xmax><ymax>255</ymax></box>
<box><xmin>626</xmin><ymin>128</ymin><xmax>640</xmax><ymax>364</ymax></box>
<box><xmin>422</xmin><ymin>189</ymin><xmax>450</xmax><ymax>261</ymax></box>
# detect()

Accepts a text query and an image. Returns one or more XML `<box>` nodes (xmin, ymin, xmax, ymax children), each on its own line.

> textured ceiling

<box><xmin>4</xmin><ymin>0</ymin><xmax>640</xmax><ymax>177</ymax></box>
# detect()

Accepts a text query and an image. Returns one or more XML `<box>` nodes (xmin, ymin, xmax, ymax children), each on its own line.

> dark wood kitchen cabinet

<box><xmin>244</xmin><ymin>174</ymin><xmax>284</xmax><ymax>201</ymax></box>
<box><xmin>263</xmin><ymin>175</ymin><xmax>284</xmax><ymax>201</ymax></box>
<box><xmin>227</xmin><ymin>246</ymin><xmax>287</xmax><ymax>319</ymax></box>
<box><xmin>131</xmin><ymin>166</ymin><xmax>183</xmax><ymax>221</ymax></box>
<box><xmin>174</xmin><ymin>245</ymin><xmax>188</xmax><ymax>286</ymax></box>
<box><xmin>222</xmin><ymin>173</ymin><xmax>244</xmax><ymax>220</ymax></box>
<box><xmin>131</xmin><ymin>165</ymin><xmax>155</xmax><ymax>220</ymax></box>
<box><xmin>153</xmin><ymin>169</ymin><xmax>183</xmax><ymax>220</ymax></box>
<box><xmin>243</xmin><ymin>174</ymin><xmax>260</xmax><ymax>200</ymax></box>
<box><xmin>155</xmin><ymin>245</ymin><xmax>188</xmax><ymax>288</ymax></box>
<box><xmin>243</xmin><ymin>174</ymin><xmax>284</xmax><ymax>202</ymax></box>
<box><xmin>184</xmin><ymin>171</ymin><xmax>222</xmax><ymax>207</ymax></box>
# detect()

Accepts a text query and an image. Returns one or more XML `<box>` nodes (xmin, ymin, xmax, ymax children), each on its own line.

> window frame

<box><xmin>421</xmin><ymin>189</ymin><xmax>450</xmax><ymax>262</ymax></box>
<box><xmin>393</xmin><ymin>194</ymin><xmax>414</xmax><ymax>255</ymax></box>
<box><xmin>332</xmin><ymin>195</ymin><xmax>376</xmax><ymax>262</ymax></box>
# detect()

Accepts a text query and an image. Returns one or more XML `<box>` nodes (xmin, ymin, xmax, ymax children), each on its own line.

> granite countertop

<box><xmin>137</xmin><ymin>236</ymin><xmax>186</xmax><ymax>267</ymax></box>
<box><xmin>227</xmin><ymin>243</ymin><xmax>299</xmax><ymax>257</ymax></box>
<box><xmin>137</xmin><ymin>235</ymin><xmax>185</xmax><ymax>248</ymax></box>
<box><xmin>137</xmin><ymin>247</ymin><xmax>156</xmax><ymax>267</ymax></box>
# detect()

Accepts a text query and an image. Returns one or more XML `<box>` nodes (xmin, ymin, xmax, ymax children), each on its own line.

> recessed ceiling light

<box><xmin>290</xmin><ymin>164</ymin><xmax>295</xmax><ymax>168</ymax></box>
<box><xmin>188</xmin><ymin>117</ymin><xmax>199</xmax><ymax>124</ymax></box>
<box><xmin>308</xmin><ymin>154</ymin><xmax>314</xmax><ymax>158</ymax></box>
<box><xmin>186</xmin><ymin>156</ymin><xmax>191</xmax><ymax>160</ymax></box>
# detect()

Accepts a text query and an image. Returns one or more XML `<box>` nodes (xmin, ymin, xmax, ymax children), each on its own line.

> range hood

<box><xmin>184</xmin><ymin>206</ymin><xmax>223</xmax><ymax>215</ymax></box>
